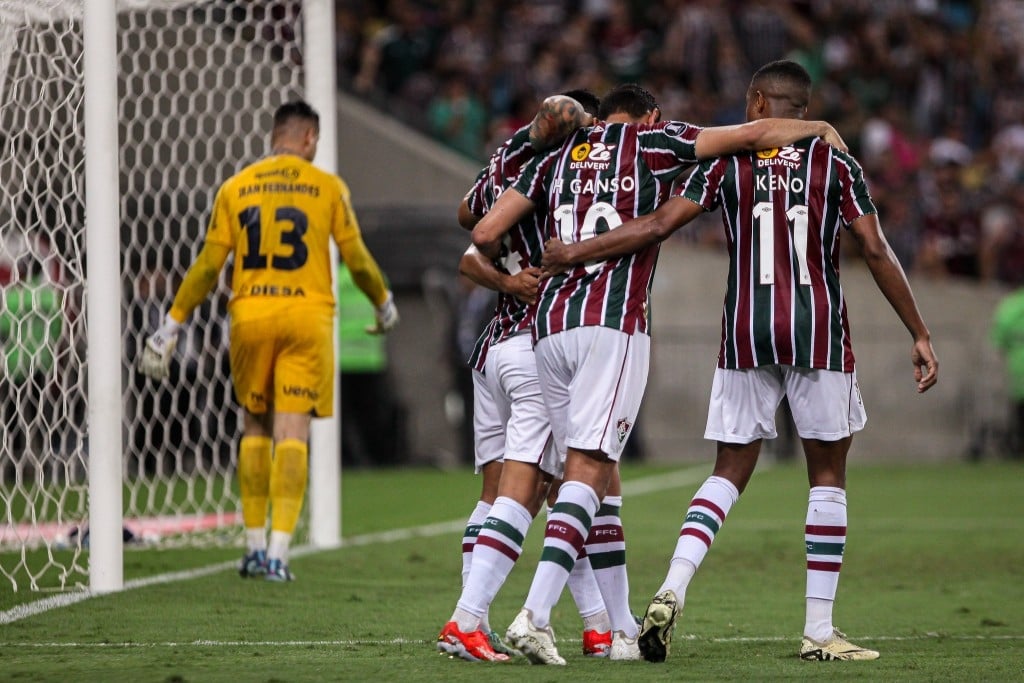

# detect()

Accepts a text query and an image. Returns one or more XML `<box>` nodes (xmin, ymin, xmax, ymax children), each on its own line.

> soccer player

<box><xmin>139</xmin><ymin>100</ymin><xmax>398</xmax><ymax>581</ymax></box>
<box><xmin>473</xmin><ymin>82</ymin><xmax>849</xmax><ymax>665</ymax></box>
<box><xmin>438</xmin><ymin>91</ymin><xmax>615</xmax><ymax>662</ymax></box>
<box><xmin>540</xmin><ymin>60</ymin><xmax>939</xmax><ymax>662</ymax></box>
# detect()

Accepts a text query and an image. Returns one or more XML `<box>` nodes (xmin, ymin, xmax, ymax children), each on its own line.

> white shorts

<box><xmin>535</xmin><ymin>326</ymin><xmax>650</xmax><ymax>461</ymax></box>
<box><xmin>472</xmin><ymin>333</ymin><xmax>560</xmax><ymax>477</ymax></box>
<box><xmin>704</xmin><ymin>365</ymin><xmax>867</xmax><ymax>444</ymax></box>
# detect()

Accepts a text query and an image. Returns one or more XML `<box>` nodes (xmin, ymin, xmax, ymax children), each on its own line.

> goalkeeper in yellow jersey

<box><xmin>140</xmin><ymin>100</ymin><xmax>399</xmax><ymax>581</ymax></box>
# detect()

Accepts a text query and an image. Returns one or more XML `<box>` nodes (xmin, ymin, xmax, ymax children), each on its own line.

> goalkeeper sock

<box><xmin>269</xmin><ymin>438</ymin><xmax>308</xmax><ymax>542</ymax></box>
<box><xmin>268</xmin><ymin>530</ymin><xmax>292</xmax><ymax>564</ymax></box>
<box><xmin>660</xmin><ymin>476</ymin><xmax>738</xmax><ymax>597</ymax></box>
<box><xmin>246</xmin><ymin>529</ymin><xmax>267</xmax><ymax>553</ymax></box>
<box><xmin>804</xmin><ymin>486</ymin><xmax>846</xmax><ymax>641</ymax></box>
<box><xmin>238</xmin><ymin>436</ymin><xmax>272</xmax><ymax>549</ymax></box>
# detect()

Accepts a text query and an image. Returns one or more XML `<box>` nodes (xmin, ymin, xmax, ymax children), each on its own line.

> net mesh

<box><xmin>1</xmin><ymin>0</ymin><xmax>306</xmax><ymax>592</ymax></box>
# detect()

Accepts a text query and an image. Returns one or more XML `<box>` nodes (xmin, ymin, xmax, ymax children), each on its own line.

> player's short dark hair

<box><xmin>598</xmin><ymin>83</ymin><xmax>659</xmax><ymax>120</ymax></box>
<box><xmin>561</xmin><ymin>89</ymin><xmax>601</xmax><ymax>118</ymax></box>
<box><xmin>750</xmin><ymin>60</ymin><xmax>812</xmax><ymax>109</ymax></box>
<box><xmin>274</xmin><ymin>100</ymin><xmax>320</xmax><ymax>130</ymax></box>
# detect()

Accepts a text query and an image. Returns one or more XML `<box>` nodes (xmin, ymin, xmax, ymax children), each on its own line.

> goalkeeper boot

<box><xmin>582</xmin><ymin>628</ymin><xmax>612</xmax><ymax>657</ymax></box>
<box><xmin>800</xmin><ymin>628</ymin><xmax>879</xmax><ymax>661</ymax></box>
<box><xmin>638</xmin><ymin>589</ymin><xmax>680</xmax><ymax>663</ymax></box>
<box><xmin>506</xmin><ymin>608</ymin><xmax>565</xmax><ymax>666</ymax></box>
<box><xmin>436</xmin><ymin>622</ymin><xmax>510</xmax><ymax>662</ymax></box>
<box><xmin>238</xmin><ymin>549</ymin><xmax>267</xmax><ymax>578</ymax></box>
<box><xmin>264</xmin><ymin>558</ymin><xmax>295</xmax><ymax>582</ymax></box>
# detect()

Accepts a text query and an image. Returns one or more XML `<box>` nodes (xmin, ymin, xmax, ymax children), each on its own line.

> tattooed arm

<box><xmin>694</xmin><ymin>119</ymin><xmax>848</xmax><ymax>158</ymax></box>
<box><xmin>528</xmin><ymin>95</ymin><xmax>593</xmax><ymax>151</ymax></box>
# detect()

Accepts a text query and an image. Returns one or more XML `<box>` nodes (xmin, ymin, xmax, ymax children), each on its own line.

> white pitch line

<box><xmin>0</xmin><ymin>464</ymin><xmax>713</xmax><ymax>626</ymax></box>
<box><xmin>1</xmin><ymin>633</ymin><xmax>1022</xmax><ymax>649</ymax></box>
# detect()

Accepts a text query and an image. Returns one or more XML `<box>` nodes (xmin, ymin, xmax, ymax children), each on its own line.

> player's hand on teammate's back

<box><xmin>540</xmin><ymin>239</ymin><xmax>573</xmax><ymax>276</ymax></box>
<box><xmin>508</xmin><ymin>267</ymin><xmax>541</xmax><ymax>305</ymax></box>
<box><xmin>139</xmin><ymin>314</ymin><xmax>181</xmax><ymax>380</ymax></box>
<box><xmin>821</xmin><ymin>124</ymin><xmax>848</xmax><ymax>153</ymax></box>
<box><xmin>366</xmin><ymin>291</ymin><xmax>399</xmax><ymax>335</ymax></box>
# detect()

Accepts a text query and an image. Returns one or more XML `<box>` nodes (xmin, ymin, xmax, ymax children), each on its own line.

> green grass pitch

<box><xmin>1</xmin><ymin>461</ymin><xmax>1021</xmax><ymax>681</ymax></box>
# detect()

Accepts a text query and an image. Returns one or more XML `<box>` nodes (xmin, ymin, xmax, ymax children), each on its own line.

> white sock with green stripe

<box><xmin>804</xmin><ymin>486</ymin><xmax>846</xmax><ymax>641</ymax></box>
<box><xmin>453</xmin><ymin>496</ymin><xmax>532</xmax><ymax>632</ymax></box>
<box><xmin>586</xmin><ymin>495</ymin><xmax>637</xmax><ymax>638</ymax></box>
<box><xmin>524</xmin><ymin>481</ymin><xmax>599</xmax><ymax>629</ymax></box>
<box><xmin>660</xmin><ymin>476</ymin><xmax>739</xmax><ymax>599</ymax></box>
<box><xmin>462</xmin><ymin>500</ymin><xmax>492</xmax><ymax>588</ymax></box>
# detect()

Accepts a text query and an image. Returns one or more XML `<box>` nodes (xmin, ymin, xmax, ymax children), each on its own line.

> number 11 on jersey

<box><xmin>754</xmin><ymin>201</ymin><xmax>811</xmax><ymax>286</ymax></box>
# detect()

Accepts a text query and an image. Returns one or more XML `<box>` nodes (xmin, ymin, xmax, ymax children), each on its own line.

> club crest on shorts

<box><xmin>853</xmin><ymin>379</ymin><xmax>864</xmax><ymax>407</ymax></box>
<box><xmin>616</xmin><ymin>418</ymin><xmax>632</xmax><ymax>443</ymax></box>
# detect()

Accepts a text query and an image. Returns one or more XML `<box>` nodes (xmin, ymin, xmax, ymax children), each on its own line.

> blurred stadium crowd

<box><xmin>335</xmin><ymin>0</ymin><xmax>1024</xmax><ymax>286</ymax></box>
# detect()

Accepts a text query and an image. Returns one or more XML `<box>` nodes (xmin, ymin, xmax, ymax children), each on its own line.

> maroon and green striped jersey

<box><xmin>464</xmin><ymin>124</ymin><xmax>546</xmax><ymax>372</ymax></box>
<box><xmin>514</xmin><ymin>120</ymin><xmax>703</xmax><ymax>340</ymax></box>
<box><xmin>681</xmin><ymin>137</ymin><xmax>876</xmax><ymax>371</ymax></box>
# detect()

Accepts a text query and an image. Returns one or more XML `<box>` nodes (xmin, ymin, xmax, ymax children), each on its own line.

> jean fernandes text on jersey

<box><xmin>238</xmin><ymin>182</ymin><xmax>321</xmax><ymax>198</ymax></box>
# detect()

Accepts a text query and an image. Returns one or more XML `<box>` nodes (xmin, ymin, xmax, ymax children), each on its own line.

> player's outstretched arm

<box><xmin>850</xmin><ymin>213</ymin><xmax>938</xmax><ymax>393</ymax></box>
<box><xmin>459</xmin><ymin>245</ymin><xmax>540</xmax><ymax>305</ymax></box>
<box><xmin>528</xmin><ymin>95</ymin><xmax>593</xmax><ymax>151</ymax></box>
<box><xmin>694</xmin><ymin>118</ymin><xmax>847</xmax><ymax>159</ymax></box>
<box><xmin>541</xmin><ymin>196</ymin><xmax>703</xmax><ymax>275</ymax></box>
<box><xmin>472</xmin><ymin>188</ymin><xmax>535</xmax><ymax>259</ymax></box>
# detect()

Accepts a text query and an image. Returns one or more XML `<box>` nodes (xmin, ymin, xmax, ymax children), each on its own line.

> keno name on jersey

<box><xmin>756</xmin><ymin>173</ymin><xmax>805</xmax><ymax>194</ymax></box>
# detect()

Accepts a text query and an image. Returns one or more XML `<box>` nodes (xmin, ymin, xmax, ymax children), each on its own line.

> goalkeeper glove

<box><xmin>366</xmin><ymin>291</ymin><xmax>399</xmax><ymax>335</ymax></box>
<box><xmin>140</xmin><ymin>313</ymin><xmax>181</xmax><ymax>380</ymax></box>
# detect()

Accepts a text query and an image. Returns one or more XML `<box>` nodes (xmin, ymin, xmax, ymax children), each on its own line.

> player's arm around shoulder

<box><xmin>694</xmin><ymin>119</ymin><xmax>847</xmax><ymax>159</ymax></box>
<box><xmin>529</xmin><ymin>94</ymin><xmax>593</xmax><ymax>151</ymax></box>
<box><xmin>542</xmin><ymin>196</ymin><xmax>703</xmax><ymax>274</ymax></box>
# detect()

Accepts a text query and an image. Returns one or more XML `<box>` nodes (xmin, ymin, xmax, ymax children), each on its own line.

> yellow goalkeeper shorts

<box><xmin>229</xmin><ymin>303</ymin><xmax>334</xmax><ymax>417</ymax></box>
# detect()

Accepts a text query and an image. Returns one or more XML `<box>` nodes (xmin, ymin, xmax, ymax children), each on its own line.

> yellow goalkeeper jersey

<box><xmin>204</xmin><ymin>153</ymin><xmax>385</xmax><ymax>319</ymax></box>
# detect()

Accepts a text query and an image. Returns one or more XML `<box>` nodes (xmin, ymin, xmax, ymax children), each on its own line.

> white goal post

<box><xmin>0</xmin><ymin>0</ymin><xmax>340</xmax><ymax>594</ymax></box>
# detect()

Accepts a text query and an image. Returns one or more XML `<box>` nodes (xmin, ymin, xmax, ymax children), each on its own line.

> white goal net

<box><xmin>1</xmin><ymin>0</ymin><xmax>311</xmax><ymax>592</ymax></box>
